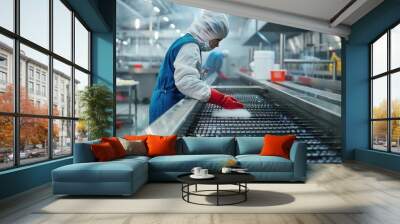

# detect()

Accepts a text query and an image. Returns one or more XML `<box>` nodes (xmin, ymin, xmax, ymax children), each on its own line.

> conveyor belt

<box><xmin>184</xmin><ymin>88</ymin><xmax>342</xmax><ymax>164</ymax></box>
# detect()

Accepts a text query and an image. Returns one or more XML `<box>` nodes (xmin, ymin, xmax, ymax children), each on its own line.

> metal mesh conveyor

<box><xmin>184</xmin><ymin>88</ymin><xmax>342</xmax><ymax>163</ymax></box>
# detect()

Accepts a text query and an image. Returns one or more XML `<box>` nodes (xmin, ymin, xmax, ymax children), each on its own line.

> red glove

<box><xmin>218</xmin><ymin>72</ymin><xmax>229</xmax><ymax>80</ymax></box>
<box><xmin>208</xmin><ymin>89</ymin><xmax>244</xmax><ymax>109</ymax></box>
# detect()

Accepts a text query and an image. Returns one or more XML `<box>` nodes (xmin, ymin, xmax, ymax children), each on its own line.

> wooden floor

<box><xmin>1</xmin><ymin>162</ymin><xmax>400</xmax><ymax>224</ymax></box>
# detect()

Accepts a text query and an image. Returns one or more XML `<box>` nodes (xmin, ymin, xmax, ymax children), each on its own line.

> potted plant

<box><xmin>79</xmin><ymin>84</ymin><xmax>114</xmax><ymax>140</ymax></box>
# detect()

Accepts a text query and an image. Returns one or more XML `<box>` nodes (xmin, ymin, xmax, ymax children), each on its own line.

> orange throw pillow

<box><xmin>146</xmin><ymin>135</ymin><xmax>177</xmax><ymax>157</ymax></box>
<box><xmin>101</xmin><ymin>137</ymin><xmax>126</xmax><ymax>158</ymax></box>
<box><xmin>91</xmin><ymin>142</ymin><xmax>117</xmax><ymax>162</ymax></box>
<box><xmin>260</xmin><ymin>134</ymin><xmax>296</xmax><ymax>159</ymax></box>
<box><xmin>124</xmin><ymin>135</ymin><xmax>149</xmax><ymax>141</ymax></box>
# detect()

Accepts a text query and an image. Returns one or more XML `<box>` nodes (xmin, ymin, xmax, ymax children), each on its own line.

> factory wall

<box><xmin>218</xmin><ymin>37</ymin><xmax>253</xmax><ymax>75</ymax></box>
<box><xmin>344</xmin><ymin>0</ymin><xmax>400</xmax><ymax>171</ymax></box>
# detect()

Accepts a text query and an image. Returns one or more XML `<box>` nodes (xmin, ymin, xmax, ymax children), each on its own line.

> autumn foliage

<box><xmin>0</xmin><ymin>85</ymin><xmax>59</xmax><ymax>151</ymax></box>
<box><xmin>372</xmin><ymin>99</ymin><xmax>400</xmax><ymax>142</ymax></box>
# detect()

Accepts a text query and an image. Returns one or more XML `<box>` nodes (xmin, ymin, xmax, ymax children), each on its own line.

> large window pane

<box><xmin>391</xmin><ymin>24</ymin><xmax>400</xmax><ymax>70</ymax></box>
<box><xmin>391</xmin><ymin>120</ymin><xmax>400</xmax><ymax>153</ymax></box>
<box><xmin>53</xmin><ymin>0</ymin><xmax>72</xmax><ymax>60</ymax></box>
<box><xmin>0</xmin><ymin>116</ymin><xmax>13</xmax><ymax>170</ymax></box>
<box><xmin>74</xmin><ymin>69</ymin><xmax>89</xmax><ymax>118</ymax></box>
<box><xmin>74</xmin><ymin>18</ymin><xmax>89</xmax><ymax>70</ymax></box>
<box><xmin>20</xmin><ymin>44</ymin><xmax>49</xmax><ymax>115</ymax></box>
<box><xmin>391</xmin><ymin>72</ymin><xmax>400</xmax><ymax>118</ymax></box>
<box><xmin>20</xmin><ymin>0</ymin><xmax>49</xmax><ymax>49</ymax></box>
<box><xmin>372</xmin><ymin>76</ymin><xmax>387</xmax><ymax>119</ymax></box>
<box><xmin>0</xmin><ymin>35</ymin><xmax>14</xmax><ymax>112</ymax></box>
<box><xmin>53</xmin><ymin>59</ymin><xmax>72</xmax><ymax>117</ymax></box>
<box><xmin>0</xmin><ymin>0</ymin><xmax>14</xmax><ymax>31</ymax></box>
<box><xmin>20</xmin><ymin>117</ymin><xmax>49</xmax><ymax>165</ymax></box>
<box><xmin>372</xmin><ymin>33</ymin><xmax>387</xmax><ymax>76</ymax></box>
<box><xmin>372</xmin><ymin>121</ymin><xmax>388</xmax><ymax>151</ymax></box>
<box><xmin>53</xmin><ymin>119</ymin><xmax>72</xmax><ymax>158</ymax></box>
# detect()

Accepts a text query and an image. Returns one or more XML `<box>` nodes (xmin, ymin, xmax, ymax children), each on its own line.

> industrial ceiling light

<box><xmin>176</xmin><ymin>29</ymin><xmax>181</xmax><ymax>34</ymax></box>
<box><xmin>170</xmin><ymin>23</ymin><xmax>175</xmax><ymax>29</ymax></box>
<box><xmin>134</xmin><ymin>18</ymin><xmax>140</xmax><ymax>30</ymax></box>
<box><xmin>154</xmin><ymin>31</ymin><xmax>159</xmax><ymax>40</ymax></box>
<box><xmin>134</xmin><ymin>19</ymin><xmax>140</xmax><ymax>30</ymax></box>
<box><xmin>162</xmin><ymin>16</ymin><xmax>169</xmax><ymax>22</ymax></box>
<box><xmin>153</xmin><ymin>6</ymin><xmax>160</xmax><ymax>14</ymax></box>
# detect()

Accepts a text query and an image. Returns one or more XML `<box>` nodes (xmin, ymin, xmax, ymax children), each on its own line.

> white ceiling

<box><xmin>172</xmin><ymin>0</ymin><xmax>384</xmax><ymax>37</ymax></box>
<box><xmin>227</xmin><ymin>0</ymin><xmax>352</xmax><ymax>22</ymax></box>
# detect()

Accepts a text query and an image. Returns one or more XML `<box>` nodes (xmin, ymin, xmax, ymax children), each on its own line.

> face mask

<box><xmin>199</xmin><ymin>41</ymin><xmax>212</xmax><ymax>51</ymax></box>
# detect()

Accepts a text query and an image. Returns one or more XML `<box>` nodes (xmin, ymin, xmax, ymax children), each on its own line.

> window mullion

<box><xmin>387</xmin><ymin>29</ymin><xmax>391</xmax><ymax>153</ymax></box>
<box><xmin>48</xmin><ymin>0</ymin><xmax>53</xmax><ymax>160</ymax></box>
<box><xmin>13</xmin><ymin>0</ymin><xmax>20</xmax><ymax>167</ymax></box>
<box><xmin>71</xmin><ymin>10</ymin><xmax>76</xmax><ymax>153</ymax></box>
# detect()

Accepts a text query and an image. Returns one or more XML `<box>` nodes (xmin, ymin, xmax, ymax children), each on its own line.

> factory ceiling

<box><xmin>172</xmin><ymin>0</ymin><xmax>384</xmax><ymax>38</ymax></box>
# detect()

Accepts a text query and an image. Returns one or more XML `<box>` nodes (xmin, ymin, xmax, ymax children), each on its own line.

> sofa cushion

<box><xmin>147</xmin><ymin>135</ymin><xmax>177</xmax><ymax>157</ymax></box>
<box><xmin>53</xmin><ymin>158</ymin><xmax>147</xmax><ymax>183</ymax></box>
<box><xmin>149</xmin><ymin>154</ymin><xmax>235</xmax><ymax>172</ymax></box>
<box><xmin>180</xmin><ymin>137</ymin><xmax>235</xmax><ymax>155</ymax></box>
<box><xmin>236</xmin><ymin>155</ymin><xmax>293</xmax><ymax>172</ymax></box>
<box><xmin>91</xmin><ymin>142</ymin><xmax>118</xmax><ymax>162</ymax></box>
<box><xmin>260</xmin><ymin>135</ymin><xmax>296</xmax><ymax>159</ymax></box>
<box><xmin>116</xmin><ymin>155</ymin><xmax>150</xmax><ymax>163</ymax></box>
<box><xmin>236</xmin><ymin>137</ymin><xmax>263</xmax><ymax>155</ymax></box>
<box><xmin>73</xmin><ymin>139</ymin><xmax>100</xmax><ymax>163</ymax></box>
<box><xmin>124</xmin><ymin>135</ymin><xmax>149</xmax><ymax>141</ymax></box>
<box><xmin>119</xmin><ymin>138</ymin><xmax>147</xmax><ymax>156</ymax></box>
<box><xmin>101</xmin><ymin>137</ymin><xmax>127</xmax><ymax>158</ymax></box>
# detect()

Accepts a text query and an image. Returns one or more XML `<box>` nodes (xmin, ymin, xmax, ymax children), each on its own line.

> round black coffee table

<box><xmin>177</xmin><ymin>173</ymin><xmax>255</xmax><ymax>206</ymax></box>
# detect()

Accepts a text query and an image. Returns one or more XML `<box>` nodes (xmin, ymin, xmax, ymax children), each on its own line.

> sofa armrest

<box><xmin>73</xmin><ymin>140</ymin><xmax>100</xmax><ymax>163</ymax></box>
<box><xmin>289</xmin><ymin>141</ymin><xmax>307</xmax><ymax>181</ymax></box>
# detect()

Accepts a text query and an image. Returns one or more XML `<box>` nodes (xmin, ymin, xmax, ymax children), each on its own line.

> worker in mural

<box><xmin>203</xmin><ymin>49</ymin><xmax>230</xmax><ymax>80</ymax></box>
<box><xmin>149</xmin><ymin>11</ymin><xmax>244</xmax><ymax>124</ymax></box>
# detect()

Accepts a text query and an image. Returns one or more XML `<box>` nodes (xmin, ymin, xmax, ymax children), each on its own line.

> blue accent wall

<box><xmin>0</xmin><ymin>0</ymin><xmax>116</xmax><ymax>200</ymax></box>
<box><xmin>91</xmin><ymin>0</ymin><xmax>116</xmax><ymax>135</ymax></box>
<box><xmin>92</xmin><ymin>32</ymin><xmax>114</xmax><ymax>91</ymax></box>
<box><xmin>91</xmin><ymin>33</ymin><xmax>115</xmax><ymax>135</ymax></box>
<box><xmin>344</xmin><ymin>0</ymin><xmax>400</xmax><ymax>171</ymax></box>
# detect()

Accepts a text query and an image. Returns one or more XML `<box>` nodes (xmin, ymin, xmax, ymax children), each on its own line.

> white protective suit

<box><xmin>173</xmin><ymin>11</ymin><xmax>229</xmax><ymax>102</ymax></box>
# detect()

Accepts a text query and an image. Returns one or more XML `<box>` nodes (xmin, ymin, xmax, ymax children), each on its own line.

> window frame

<box><xmin>0</xmin><ymin>0</ymin><xmax>92</xmax><ymax>171</ymax></box>
<box><xmin>370</xmin><ymin>20</ymin><xmax>400</xmax><ymax>154</ymax></box>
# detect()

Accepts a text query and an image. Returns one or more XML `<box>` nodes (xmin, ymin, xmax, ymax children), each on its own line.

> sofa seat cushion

<box><xmin>117</xmin><ymin>155</ymin><xmax>150</xmax><ymax>162</ymax></box>
<box><xmin>236</xmin><ymin>137</ymin><xmax>263</xmax><ymax>155</ymax></box>
<box><xmin>179</xmin><ymin>137</ymin><xmax>235</xmax><ymax>155</ymax></box>
<box><xmin>236</xmin><ymin>155</ymin><xmax>293</xmax><ymax>172</ymax></box>
<box><xmin>53</xmin><ymin>159</ymin><xmax>147</xmax><ymax>183</ymax></box>
<box><xmin>149</xmin><ymin>154</ymin><xmax>235</xmax><ymax>172</ymax></box>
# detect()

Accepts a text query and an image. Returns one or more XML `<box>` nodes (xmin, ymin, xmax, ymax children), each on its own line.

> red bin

<box><xmin>270</xmin><ymin>70</ymin><xmax>287</xmax><ymax>82</ymax></box>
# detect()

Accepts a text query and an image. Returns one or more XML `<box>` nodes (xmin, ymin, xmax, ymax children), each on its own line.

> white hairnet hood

<box><xmin>188</xmin><ymin>10</ymin><xmax>229</xmax><ymax>44</ymax></box>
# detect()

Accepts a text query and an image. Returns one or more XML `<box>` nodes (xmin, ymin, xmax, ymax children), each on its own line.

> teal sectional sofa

<box><xmin>52</xmin><ymin>137</ymin><xmax>306</xmax><ymax>196</ymax></box>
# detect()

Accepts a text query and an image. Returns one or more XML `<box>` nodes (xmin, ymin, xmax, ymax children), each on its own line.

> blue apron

<box><xmin>203</xmin><ymin>50</ymin><xmax>224</xmax><ymax>74</ymax></box>
<box><xmin>149</xmin><ymin>34</ymin><xmax>200</xmax><ymax>124</ymax></box>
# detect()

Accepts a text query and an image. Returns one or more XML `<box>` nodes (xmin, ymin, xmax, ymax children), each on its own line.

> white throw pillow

<box><xmin>118</xmin><ymin>137</ymin><xmax>147</xmax><ymax>156</ymax></box>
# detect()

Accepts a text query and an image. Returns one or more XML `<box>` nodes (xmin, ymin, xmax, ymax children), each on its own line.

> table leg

<box><xmin>187</xmin><ymin>184</ymin><xmax>190</xmax><ymax>202</ymax></box>
<box><xmin>217</xmin><ymin>184</ymin><xmax>219</xmax><ymax>206</ymax></box>
<box><xmin>181</xmin><ymin>184</ymin><xmax>184</xmax><ymax>199</ymax></box>
<box><xmin>134</xmin><ymin>87</ymin><xmax>138</xmax><ymax>134</ymax></box>
<box><xmin>245</xmin><ymin>183</ymin><xmax>247</xmax><ymax>201</ymax></box>
<box><xmin>128</xmin><ymin>86</ymin><xmax>132</xmax><ymax>122</ymax></box>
